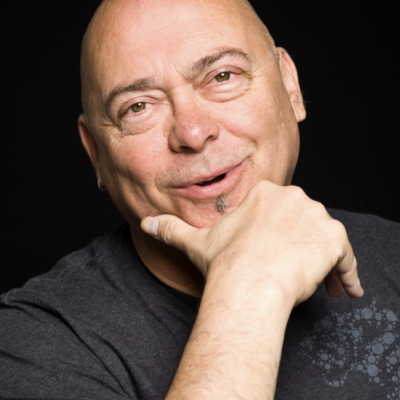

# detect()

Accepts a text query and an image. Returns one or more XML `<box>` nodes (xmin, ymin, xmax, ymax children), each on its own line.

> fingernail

<box><xmin>141</xmin><ymin>217</ymin><xmax>160</xmax><ymax>237</ymax></box>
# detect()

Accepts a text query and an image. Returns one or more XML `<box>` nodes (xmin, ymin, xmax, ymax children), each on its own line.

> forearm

<box><xmin>146</xmin><ymin>183</ymin><xmax>363</xmax><ymax>399</ymax></box>
<box><xmin>165</xmin><ymin>262</ymin><xmax>293</xmax><ymax>400</ymax></box>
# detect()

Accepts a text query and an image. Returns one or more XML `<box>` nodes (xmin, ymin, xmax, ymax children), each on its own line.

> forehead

<box><xmin>90</xmin><ymin>0</ymin><xmax>257</xmax><ymax>93</ymax></box>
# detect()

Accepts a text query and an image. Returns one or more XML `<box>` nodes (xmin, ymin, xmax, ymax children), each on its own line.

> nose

<box><xmin>168</xmin><ymin>100</ymin><xmax>220</xmax><ymax>153</ymax></box>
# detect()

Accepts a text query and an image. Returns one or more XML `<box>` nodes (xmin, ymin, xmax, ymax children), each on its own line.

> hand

<box><xmin>141</xmin><ymin>181</ymin><xmax>364</xmax><ymax>307</ymax></box>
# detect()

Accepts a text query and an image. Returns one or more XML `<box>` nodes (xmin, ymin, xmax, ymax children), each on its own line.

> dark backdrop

<box><xmin>1</xmin><ymin>1</ymin><xmax>398</xmax><ymax>294</ymax></box>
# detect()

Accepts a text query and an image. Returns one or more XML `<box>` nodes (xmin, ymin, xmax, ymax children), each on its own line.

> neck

<box><xmin>130</xmin><ymin>223</ymin><xmax>205</xmax><ymax>299</ymax></box>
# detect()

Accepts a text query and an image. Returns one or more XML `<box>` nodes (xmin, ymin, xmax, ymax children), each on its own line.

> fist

<box><xmin>141</xmin><ymin>181</ymin><xmax>363</xmax><ymax>307</ymax></box>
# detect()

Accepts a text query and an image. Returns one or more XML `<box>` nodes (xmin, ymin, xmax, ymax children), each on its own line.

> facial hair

<box><xmin>215</xmin><ymin>194</ymin><xmax>228</xmax><ymax>213</ymax></box>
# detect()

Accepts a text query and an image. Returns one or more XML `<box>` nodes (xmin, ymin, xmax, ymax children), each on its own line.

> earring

<box><xmin>97</xmin><ymin>178</ymin><xmax>107</xmax><ymax>191</ymax></box>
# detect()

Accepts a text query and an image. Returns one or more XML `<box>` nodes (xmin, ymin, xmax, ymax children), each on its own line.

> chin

<box><xmin>186</xmin><ymin>214</ymin><xmax>223</xmax><ymax>229</ymax></box>
<box><xmin>181</xmin><ymin>200</ymin><xmax>238</xmax><ymax>229</ymax></box>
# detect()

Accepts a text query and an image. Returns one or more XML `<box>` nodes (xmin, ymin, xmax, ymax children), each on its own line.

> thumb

<box><xmin>141</xmin><ymin>214</ymin><xmax>200</xmax><ymax>255</ymax></box>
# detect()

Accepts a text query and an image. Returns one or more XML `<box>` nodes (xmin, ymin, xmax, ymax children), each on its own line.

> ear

<box><xmin>277</xmin><ymin>47</ymin><xmax>306</xmax><ymax>122</ymax></box>
<box><xmin>78</xmin><ymin>114</ymin><xmax>100</xmax><ymax>172</ymax></box>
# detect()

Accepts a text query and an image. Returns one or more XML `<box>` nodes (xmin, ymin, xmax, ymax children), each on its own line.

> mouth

<box><xmin>171</xmin><ymin>161</ymin><xmax>245</xmax><ymax>200</ymax></box>
<box><xmin>195</xmin><ymin>173</ymin><xmax>227</xmax><ymax>187</ymax></box>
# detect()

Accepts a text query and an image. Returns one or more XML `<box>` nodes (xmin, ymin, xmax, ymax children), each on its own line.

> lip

<box><xmin>172</xmin><ymin>161</ymin><xmax>245</xmax><ymax>199</ymax></box>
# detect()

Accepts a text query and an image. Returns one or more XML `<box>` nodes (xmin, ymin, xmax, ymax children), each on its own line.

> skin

<box><xmin>79</xmin><ymin>0</ymin><xmax>364</xmax><ymax>397</ymax></box>
<box><xmin>150</xmin><ymin>181</ymin><xmax>362</xmax><ymax>399</ymax></box>
<box><xmin>79</xmin><ymin>0</ymin><xmax>305</xmax><ymax>297</ymax></box>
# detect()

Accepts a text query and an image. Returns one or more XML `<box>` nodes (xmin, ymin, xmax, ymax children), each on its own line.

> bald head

<box><xmin>80</xmin><ymin>0</ymin><xmax>276</xmax><ymax>117</ymax></box>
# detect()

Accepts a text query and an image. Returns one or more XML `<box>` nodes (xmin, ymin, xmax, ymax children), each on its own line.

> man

<box><xmin>1</xmin><ymin>0</ymin><xmax>399</xmax><ymax>399</ymax></box>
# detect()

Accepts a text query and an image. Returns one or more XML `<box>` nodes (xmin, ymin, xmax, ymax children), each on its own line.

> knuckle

<box><xmin>310</xmin><ymin>200</ymin><xmax>327</xmax><ymax>214</ymax></box>
<box><xmin>253</xmin><ymin>180</ymin><xmax>272</xmax><ymax>193</ymax></box>
<box><xmin>285</xmin><ymin>185</ymin><xmax>306</xmax><ymax>199</ymax></box>
<box><xmin>330</xmin><ymin>219</ymin><xmax>347</xmax><ymax>238</ymax></box>
<box><xmin>247</xmin><ymin>180</ymin><xmax>273</xmax><ymax>202</ymax></box>
<box><xmin>327</xmin><ymin>220</ymin><xmax>348</xmax><ymax>258</ymax></box>
<box><xmin>255</xmin><ymin>180</ymin><xmax>273</xmax><ymax>189</ymax></box>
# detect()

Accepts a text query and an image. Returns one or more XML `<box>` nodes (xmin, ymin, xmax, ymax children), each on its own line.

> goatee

<box><xmin>215</xmin><ymin>194</ymin><xmax>228</xmax><ymax>213</ymax></box>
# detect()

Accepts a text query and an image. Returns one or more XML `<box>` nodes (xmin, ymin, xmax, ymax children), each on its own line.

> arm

<box><xmin>167</xmin><ymin>272</ymin><xmax>291</xmax><ymax>400</ymax></box>
<box><xmin>142</xmin><ymin>181</ymin><xmax>364</xmax><ymax>400</ymax></box>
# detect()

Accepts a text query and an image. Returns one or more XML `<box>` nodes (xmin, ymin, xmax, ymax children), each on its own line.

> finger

<box><xmin>141</xmin><ymin>215</ymin><xmax>200</xmax><ymax>255</ymax></box>
<box><xmin>335</xmin><ymin>244</ymin><xmax>364</xmax><ymax>299</ymax></box>
<box><xmin>324</xmin><ymin>269</ymin><xmax>345</xmax><ymax>298</ymax></box>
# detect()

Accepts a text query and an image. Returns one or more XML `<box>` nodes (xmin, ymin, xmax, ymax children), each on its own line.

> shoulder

<box><xmin>327</xmin><ymin>208</ymin><xmax>400</xmax><ymax>280</ymax></box>
<box><xmin>0</xmin><ymin>224</ymin><xmax>138</xmax><ymax>347</ymax></box>
<box><xmin>328</xmin><ymin>208</ymin><xmax>400</xmax><ymax>253</ymax></box>
<box><xmin>328</xmin><ymin>208</ymin><xmax>400</xmax><ymax>236</ymax></box>
<box><xmin>0</xmin><ymin>223</ymin><xmax>133</xmax><ymax>329</ymax></box>
<box><xmin>2</xmin><ymin>224</ymin><xmax>132</xmax><ymax>301</ymax></box>
<box><xmin>0</xmin><ymin>225</ymin><xmax>136</xmax><ymax>398</ymax></box>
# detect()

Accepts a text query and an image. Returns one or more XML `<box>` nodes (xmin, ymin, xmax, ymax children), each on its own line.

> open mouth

<box><xmin>195</xmin><ymin>173</ymin><xmax>227</xmax><ymax>187</ymax></box>
<box><xmin>173</xmin><ymin>161</ymin><xmax>245</xmax><ymax>198</ymax></box>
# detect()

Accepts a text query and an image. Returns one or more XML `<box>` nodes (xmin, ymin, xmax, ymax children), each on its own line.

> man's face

<box><xmin>80</xmin><ymin>0</ymin><xmax>305</xmax><ymax>229</ymax></box>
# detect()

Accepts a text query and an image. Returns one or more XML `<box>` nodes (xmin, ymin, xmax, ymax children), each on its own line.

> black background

<box><xmin>1</xmin><ymin>1</ymin><xmax>398</xmax><ymax>294</ymax></box>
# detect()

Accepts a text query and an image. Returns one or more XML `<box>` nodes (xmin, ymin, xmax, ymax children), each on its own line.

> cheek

<box><xmin>109</xmin><ymin>133</ymin><xmax>166</xmax><ymax>189</ymax></box>
<box><xmin>212</xmin><ymin>92</ymin><xmax>279</xmax><ymax>143</ymax></box>
<box><xmin>102</xmin><ymin>132</ymin><xmax>173</xmax><ymax>221</ymax></box>
<box><xmin>210</xmin><ymin>89</ymin><xmax>299</xmax><ymax>185</ymax></box>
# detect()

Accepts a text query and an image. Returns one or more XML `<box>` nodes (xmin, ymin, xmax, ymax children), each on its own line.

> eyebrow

<box><xmin>187</xmin><ymin>48</ymin><xmax>252</xmax><ymax>78</ymax></box>
<box><xmin>105</xmin><ymin>77</ymin><xmax>155</xmax><ymax>115</ymax></box>
<box><xmin>104</xmin><ymin>47</ymin><xmax>252</xmax><ymax>113</ymax></box>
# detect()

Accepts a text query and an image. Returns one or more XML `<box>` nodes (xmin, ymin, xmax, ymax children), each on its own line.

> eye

<box><xmin>214</xmin><ymin>72</ymin><xmax>231</xmax><ymax>83</ymax></box>
<box><xmin>130</xmin><ymin>102</ymin><xmax>147</xmax><ymax>113</ymax></box>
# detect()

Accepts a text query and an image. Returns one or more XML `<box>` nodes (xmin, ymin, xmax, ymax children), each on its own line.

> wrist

<box><xmin>206</xmin><ymin>253</ymin><xmax>296</xmax><ymax>316</ymax></box>
<box><xmin>205</xmin><ymin>257</ymin><xmax>295</xmax><ymax>325</ymax></box>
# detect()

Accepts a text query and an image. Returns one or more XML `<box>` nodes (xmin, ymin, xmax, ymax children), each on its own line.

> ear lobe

<box><xmin>78</xmin><ymin>114</ymin><xmax>100</xmax><ymax>170</ymax></box>
<box><xmin>278</xmin><ymin>47</ymin><xmax>306</xmax><ymax>122</ymax></box>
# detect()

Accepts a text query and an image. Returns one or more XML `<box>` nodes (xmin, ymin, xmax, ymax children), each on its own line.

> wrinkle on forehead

<box><xmin>80</xmin><ymin>0</ymin><xmax>276</xmax><ymax>119</ymax></box>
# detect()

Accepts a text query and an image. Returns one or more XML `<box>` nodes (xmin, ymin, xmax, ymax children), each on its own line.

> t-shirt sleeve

<box><xmin>0</xmin><ymin>290</ymin><xmax>133</xmax><ymax>400</ymax></box>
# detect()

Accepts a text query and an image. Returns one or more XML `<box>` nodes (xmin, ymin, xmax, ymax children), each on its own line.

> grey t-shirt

<box><xmin>1</xmin><ymin>209</ymin><xmax>399</xmax><ymax>399</ymax></box>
